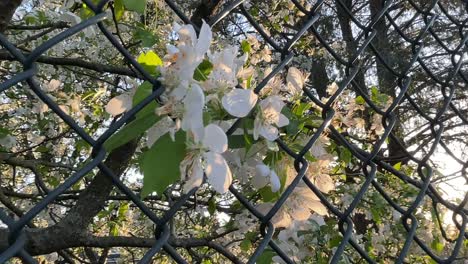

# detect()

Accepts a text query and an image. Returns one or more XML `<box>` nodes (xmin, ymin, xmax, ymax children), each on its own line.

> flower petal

<box><xmin>202</xmin><ymin>124</ymin><xmax>228</xmax><ymax>153</ymax></box>
<box><xmin>147</xmin><ymin>117</ymin><xmax>176</xmax><ymax>148</ymax></box>
<box><xmin>222</xmin><ymin>89</ymin><xmax>258</xmax><ymax>117</ymax></box>
<box><xmin>105</xmin><ymin>93</ymin><xmax>132</xmax><ymax>116</ymax></box>
<box><xmin>47</xmin><ymin>79</ymin><xmax>61</xmax><ymax>92</ymax></box>
<box><xmin>269</xmin><ymin>170</ymin><xmax>281</xmax><ymax>192</ymax></box>
<box><xmin>306</xmin><ymin>200</ymin><xmax>328</xmax><ymax>216</ymax></box>
<box><xmin>171</xmin><ymin>82</ymin><xmax>188</xmax><ymax>100</ymax></box>
<box><xmin>261</xmin><ymin>95</ymin><xmax>284</xmax><ymax>113</ymax></box>
<box><xmin>204</xmin><ymin>152</ymin><xmax>232</xmax><ymax>193</ymax></box>
<box><xmin>252</xmin><ymin>164</ymin><xmax>270</xmax><ymax>189</ymax></box>
<box><xmin>183</xmin><ymin>158</ymin><xmax>204</xmax><ymax>193</ymax></box>
<box><xmin>272</xmin><ymin>210</ymin><xmax>292</xmax><ymax>228</ymax></box>
<box><xmin>178</xmin><ymin>24</ymin><xmax>197</xmax><ymax>46</ymax></box>
<box><xmin>313</xmin><ymin>173</ymin><xmax>334</xmax><ymax>194</ymax></box>
<box><xmin>196</xmin><ymin>21</ymin><xmax>212</xmax><ymax>59</ymax></box>
<box><xmin>286</xmin><ymin>67</ymin><xmax>304</xmax><ymax>94</ymax></box>
<box><xmin>255</xmin><ymin>164</ymin><xmax>270</xmax><ymax>177</ymax></box>
<box><xmin>259</xmin><ymin>124</ymin><xmax>279</xmax><ymax>141</ymax></box>
<box><xmin>291</xmin><ymin>206</ymin><xmax>312</xmax><ymax>221</ymax></box>
<box><xmin>253</xmin><ymin>115</ymin><xmax>262</xmax><ymax>140</ymax></box>
<box><xmin>277</xmin><ymin>114</ymin><xmax>289</xmax><ymax>127</ymax></box>
<box><xmin>181</xmin><ymin>84</ymin><xmax>205</xmax><ymax>142</ymax></box>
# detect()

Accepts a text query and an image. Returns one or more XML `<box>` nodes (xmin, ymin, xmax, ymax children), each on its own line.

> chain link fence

<box><xmin>0</xmin><ymin>0</ymin><xmax>467</xmax><ymax>263</ymax></box>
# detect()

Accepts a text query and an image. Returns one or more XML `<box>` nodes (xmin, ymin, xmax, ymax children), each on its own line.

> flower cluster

<box><xmin>105</xmin><ymin>21</ymin><xmax>339</xmax><ymax>261</ymax></box>
<box><xmin>105</xmin><ymin>22</ymin><xmax>309</xmax><ymax>195</ymax></box>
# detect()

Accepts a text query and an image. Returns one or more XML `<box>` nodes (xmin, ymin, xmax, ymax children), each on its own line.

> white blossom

<box><xmin>146</xmin><ymin>116</ymin><xmax>180</xmax><ymax>147</ymax></box>
<box><xmin>164</xmin><ymin>21</ymin><xmax>212</xmax><ymax>82</ymax></box>
<box><xmin>286</xmin><ymin>67</ymin><xmax>308</xmax><ymax>96</ymax></box>
<box><xmin>221</xmin><ymin>88</ymin><xmax>258</xmax><ymax>117</ymax></box>
<box><xmin>253</xmin><ymin>95</ymin><xmax>289</xmax><ymax>141</ymax></box>
<box><xmin>182</xmin><ymin>124</ymin><xmax>232</xmax><ymax>193</ymax></box>
<box><xmin>180</xmin><ymin>83</ymin><xmax>205</xmax><ymax>142</ymax></box>
<box><xmin>252</xmin><ymin>163</ymin><xmax>280</xmax><ymax>192</ymax></box>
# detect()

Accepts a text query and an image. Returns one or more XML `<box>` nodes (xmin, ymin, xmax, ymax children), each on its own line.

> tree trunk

<box><xmin>369</xmin><ymin>0</ymin><xmax>409</xmax><ymax>165</ymax></box>
<box><xmin>0</xmin><ymin>0</ymin><xmax>22</xmax><ymax>33</ymax></box>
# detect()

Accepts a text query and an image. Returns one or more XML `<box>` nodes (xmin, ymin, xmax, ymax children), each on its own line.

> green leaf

<box><xmin>256</xmin><ymin>249</ymin><xmax>276</xmax><ymax>264</ymax></box>
<box><xmin>370</xmin><ymin>207</ymin><xmax>382</xmax><ymax>225</ymax></box>
<box><xmin>132</xmin><ymin>81</ymin><xmax>158</xmax><ymax>118</ymax></box>
<box><xmin>355</xmin><ymin>95</ymin><xmax>365</xmax><ymax>105</ymax></box>
<box><xmin>47</xmin><ymin>176</ymin><xmax>61</xmax><ymax>188</ymax></box>
<box><xmin>114</xmin><ymin>0</ymin><xmax>125</xmax><ymax>21</ymax></box>
<box><xmin>80</xmin><ymin>2</ymin><xmax>100</xmax><ymax>19</ymax></box>
<box><xmin>241</xmin><ymin>40</ymin><xmax>251</xmax><ymax>53</ymax></box>
<box><xmin>0</xmin><ymin>127</ymin><xmax>9</xmax><ymax>138</ymax></box>
<box><xmin>118</xmin><ymin>203</ymin><xmax>129</xmax><ymax>221</ymax></box>
<box><xmin>371</xmin><ymin>86</ymin><xmax>379</xmax><ymax>98</ymax></box>
<box><xmin>104</xmin><ymin>112</ymin><xmax>160</xmax><ymax>152</ymax></box>
<box><xmin>193</xmin><ymin>59</ymin><xmax>213</xmax><ymax>81</ymax></box>
<box><xmin>109</xmin><ymin>222</ymin><xmax>119</xmax><ymax>236</ymax></box>
<box><xmin>293</xmin><ymin>102</ymin><xmax>311</xmax><ymax>116</ymax></box>
<box><xmin>258</xmin><ymin>185</ymin><xmax>280</xmax><ymax>202</ymax></box>
<box><xmin>329</xmin><ymin>236</ymin><xmax>342</xmax><ymax>248</ymax></box>
<box><xmin>141</xmin><ymin>131</ymin><xmax>186</xmax><ymax>197</ymax></box>
<box><xmin>393</xmin><ymin>162</ymin><xmax>402</xmax><ymax>171</ymax></box>
<box><xmin>228</xmin><ymin>134</ymin><xmax>256</xmax><ymax>149</ymax></box>
<box><xmin>123</xmin><ymin>0</ymin><xmax>146</xmax><ymax>13</ymax></box>
<box><xmin>137</xmin><ymin>51</ymin><xmax>163</xmax><ymax>75</ymax></box>
<box><xmin>286</xmin><ymin>119</ymin><xmax>300</xmax><ymax>135</ymax></box>
<box><xmin>24</xmin><ymin>16</ymin><xmax>36</xmax><ymax>25</ymax></box>
<box><xmin>228</xmin><ymin>135</ymin><xmax>245</xmax><ymax>149</ymax></box>
<box><xmin>246</xmin><ymin>75</ymin><xmax>253</xmax><ymax>89</ymax></box>
<box><xmin>245</xmin><ymin>231</ymin><xmax>257</xmax><ymax>241</ymax></box>
<box><xmin>208</xmin><ymin>199</ymin><xmax>216</xmax><ymax>215</ymax></box>
<box><xmin>431</xmin><ymin>237</ymin><xmax>444</xmax><ymax>253</ymax></box>
<box><xmin>338</xmin><ymin>147</ymin><xmax>352</xmax><ymax>164</ymax></box>
<box><xmin>240</xmin><ymin>239</ymin><xmax>252</xmax><ymax>251</ymax></box>
<box><xmin>134</xmin><ymin>27</ymin><xmax>158</xmax><ymax>47</ymax></box>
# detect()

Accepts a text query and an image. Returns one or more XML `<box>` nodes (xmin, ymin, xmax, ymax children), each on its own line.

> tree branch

<box><xmin>0</xmin><ymin>50</ymin><xmax>140</xmax><ymax>78</ymax></box>
<box><xmin>58</xmin><ymin>139</ymin><xmax>139</xmax><ymax>230</ymax></box>
<box><xmin>0</xmin><ymin>229</ymin><xmax>243</xmax><ymax>263</ymax></box>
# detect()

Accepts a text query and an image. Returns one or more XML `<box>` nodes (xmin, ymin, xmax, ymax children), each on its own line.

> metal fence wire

<box><xmin>0</xmin><ymin>0</ymin><xmax>467</xmax><ymax>263</ymax></box>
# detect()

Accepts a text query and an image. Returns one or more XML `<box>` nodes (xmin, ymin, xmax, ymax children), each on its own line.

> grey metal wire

<box><xmin>0</xmin><ymin>0</ymin><xmax>467</xmax><ymax>263</ymax></box>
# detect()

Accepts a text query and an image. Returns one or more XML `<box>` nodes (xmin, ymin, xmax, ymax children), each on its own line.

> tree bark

<box><xmin>58</xmin><ymin>140</ymin><xmax>138</xmax><ymax>230</ymax></box>
<box><xmin>191</xmin><ymin>0</ymin><xmax>224</xmax><ymax>27</ymax></box>
<box><xmin>335</xmin><ymin>0</ymin><xmax>367</xmax><ymax>91</ymax></box>
<box><xmin>369</xmin><ymin>0</ymin><xmax>409</xmax><ymax>165</ymax></box>
<box><xmin>0</xmin><ymin>0</ymin><xmax>22</xmax><ymax>33</ymax></box>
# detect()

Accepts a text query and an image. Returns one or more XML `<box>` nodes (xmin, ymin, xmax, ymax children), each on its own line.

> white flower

<box><xmin>180</xmin><ymin>83</ymin><xmax>205</xmax><ymax>142</ymax></box>
<box><xmin>146</xmin><ymin>117</ymin><xmax>180</xmax><ymax>147</ymax></box>
<box><xmin>256</xmin><ymin>184</ymin><xmax>328</xmax><ymax>229</ymax></box>
<box><xmin>252</xmin><ymin>163</ymin><xmax>280</xmax><ymax>192</ymax></box>
<box><xmin>165</xmin><ymin>21</ymin><xmax>212</xmax><ymax>81</ymax></box>
<box><xmin>221</xmin><ymin>89</ymin><xmax>258</xmax><ymax>117</ymax></box>
<box><xmin>46</xmin><ymin>79</ymin><xmax>61</xmax><ymax>92</ymax></box>
<box><xmin>206</xmin><ymin>46</ymin><xmax>240</xmax><ymax>89</ymax></box>
<box><xmin>251</xmin><ymin>46</ymin><xmax>272</xmax><ymax>65</ymax></box>
<box><xmin>286</xmin><ymin>67</ymin><xmax>308</xmax><ymax>96</ymax></box>
<box><xmin>246</xmin><ymin>35</ymin><xmax>261</xmax><ymax>50</ymax></box>
<box><xmin>326</xmin><ymin>82</ymin><xmax>339</xmax><ymax>95</ymax></box>
<box><xmin>182</xmin><ymin>124</ymin><xmax>232</xmax><ymax>193</ymax></box>
<box><xmin>253</xmin><ymin>95</ymin><xmax>289</xmax><ymax>141</ymax></box>
<box><xmin>311</xmin><ymin>173</ymin><xmax>334</xmax><ymax>194</ymax></box>
<box><xmin>237</xmin><ymin>66</ymin><xmax>255</xmax><ymax>88</ymax></box>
